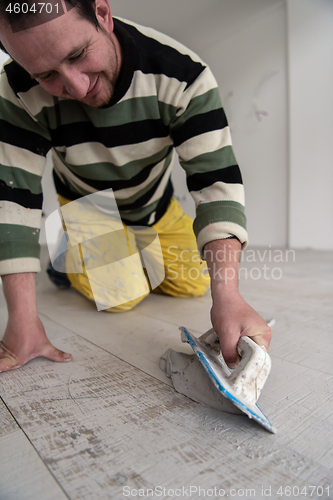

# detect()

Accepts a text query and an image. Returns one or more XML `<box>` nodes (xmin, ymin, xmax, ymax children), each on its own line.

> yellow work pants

<box><xmin>58</xmin><ymin>195</ymin><xmax>209</xmax><ymax>312</ymax></box>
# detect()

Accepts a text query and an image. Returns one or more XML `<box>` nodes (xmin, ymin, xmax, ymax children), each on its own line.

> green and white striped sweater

<box><xmin>0</xmin><ymin>18</ymin><xmax>247</xmax><ymax>275</ymax></box>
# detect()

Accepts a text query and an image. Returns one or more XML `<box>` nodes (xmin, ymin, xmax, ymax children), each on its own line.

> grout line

<box><xmin>0</xmin><ymin>396</ymin><xmax>71</xmax><ymax>500</ymax></box>
<box><xmin>139</xmin><ymin>310</ymin><xmax>204</xmax><ymax>334</ymax></box>
<box><xmin>37</xmin><ymin>310</ymin><xmax>174</xmax><ymax>389</ymax></box>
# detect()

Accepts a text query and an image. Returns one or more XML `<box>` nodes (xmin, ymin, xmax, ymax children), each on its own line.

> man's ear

<box><xmin>94</xmin><ymin>0</ymin><xmax>113</xmax><ymax>32</ymax></box>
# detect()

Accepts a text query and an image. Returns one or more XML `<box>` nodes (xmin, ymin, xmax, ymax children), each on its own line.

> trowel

<box><xmin>180</xmin><ymin>326</ymin><xmax>276</xmax><ymax>433</ymax></box>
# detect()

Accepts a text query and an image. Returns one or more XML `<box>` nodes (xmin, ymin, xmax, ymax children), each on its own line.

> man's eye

<box><xmin>71</xmin><ymin>49</ymin><xmax>85</xmax><ymax>61</ymax></box>
<box><xmin>38</xmin><ymin>72</ymin><xmax>55</xmax><ymax>82</ymax></box>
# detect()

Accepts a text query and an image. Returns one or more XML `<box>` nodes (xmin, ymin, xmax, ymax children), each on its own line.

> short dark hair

<box><xmin>0</xmin><ymin>0</ymin><xmax>99</xmax><ymax>54</ymax></box>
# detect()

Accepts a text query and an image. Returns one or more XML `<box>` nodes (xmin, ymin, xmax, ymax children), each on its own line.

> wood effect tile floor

<box><xmin>0</xmin><ymin>247</ymin><xmax>332</xmax><ymax>500</ymax></box>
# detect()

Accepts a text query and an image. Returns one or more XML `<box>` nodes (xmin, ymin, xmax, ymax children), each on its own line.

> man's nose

<box><xmin>61</xmin><ymin>68</ymin><xmax>90</xmax><ymax>99</ymax></box>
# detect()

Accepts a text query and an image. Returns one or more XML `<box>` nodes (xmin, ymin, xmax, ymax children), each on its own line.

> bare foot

<box><xmin>0</xmin><ymin>318</ymin><xmax>72</xmax><ymax>372</ymax></box>
<box><xmin>0</xmin><ymin>339</ymin><xmax>72</xmax><ymax>372</ymax></box>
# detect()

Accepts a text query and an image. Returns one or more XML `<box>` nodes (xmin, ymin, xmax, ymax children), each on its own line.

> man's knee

<box><xmin>104</xmin><ymin>292</ymin><xmax>149</xmax><ymax>312</ymax></box>
<box><xmin>157</xmin><ymin>263</ymin><xmax>210</xmax><ymax>298</ymax></box>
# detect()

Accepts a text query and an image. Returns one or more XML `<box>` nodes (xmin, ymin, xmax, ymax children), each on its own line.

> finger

<box><xmin>0</xmin><ymin>342</ymin><xmax>72</xmax><ymax>373</ymax></box>
<box><xmin>220</xmin><ymin>325</ymin><xmax>272</xmax><ymax>368</ymax></box>
<box><xmin>42</xmin><ymin>344</ymin><xmax>72</xmax><ymax>363</ymax></box>
<box><xmin>244</xmin><ymin>326</ymin><xmax>272</xmax><ymax>352</ymax></box>
<box><xmin>0</xmin><ymin>342</ymin><xmax>19</xmax><ymax>371</ymax></box>
<box><xmin>0</xmin><ymin>354</ymin><xmax>19</xmax><ymax>371</ymax></box>
<box><xmin>218</xmin><ymin>330</ymin><xmax>241</xmax><ymax>368</ymax></box>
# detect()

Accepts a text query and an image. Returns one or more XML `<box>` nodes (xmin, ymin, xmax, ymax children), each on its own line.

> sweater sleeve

<box><xmin>169</xmin><ymin>65</ymin><xmax>248</xmax><ymax>257</ymax></box>
<box><xmin>0</xmin><ymin>61</ymin><xmax>52</xmax><ymax>275</ymax></box>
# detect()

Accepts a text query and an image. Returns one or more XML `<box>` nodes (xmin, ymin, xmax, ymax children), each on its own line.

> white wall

<box><xmin>287</xmin><ymin>0</ymin><xmax>333</xmax><ymax>250</ymax></box>
<box><xmin>196</xmin><ymin>1</ymin><xmax>288</xmax><ymax>247</ymax></box>
<box><xmin>111</xmin><ymin>0</ymin><xmax>288</xmax><ymax>247</ymax></box>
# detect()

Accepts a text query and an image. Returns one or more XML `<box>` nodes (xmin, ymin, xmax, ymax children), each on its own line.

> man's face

<box><xmin>0</xmin><ymin>2</ymin><xmax>122</xmax><ymax>108</ymax></box>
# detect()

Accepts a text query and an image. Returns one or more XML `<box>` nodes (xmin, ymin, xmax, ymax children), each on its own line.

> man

<box><xmin>0</xmin><ymin>0</ymin><xmax>271</xmax><ymax>372</ymax></box>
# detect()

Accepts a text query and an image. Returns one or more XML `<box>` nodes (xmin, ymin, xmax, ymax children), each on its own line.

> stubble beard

<box><xmin>91</xmin><ymin>31</ymin><xmax>119</xmax><ymax>109</ymax></box>
<box><xmin>65</xmin><ymin>30</ymin><xmax>119</xmax><ymax>109</ymax></box>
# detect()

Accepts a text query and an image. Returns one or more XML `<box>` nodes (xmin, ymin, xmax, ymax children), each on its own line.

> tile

<box><xmin>1</xmin><ymin>247</ymin><xmax>332</xmax><ymax>498</ymax></box>
<box><xmin>0</xmin><ymin>430</ymin><xmax>67</xmax><ymax>500</ymax></box>
<box><xmin>1</xmin><ymin>316</ymin><xmax>332</xmax><ymax>499</ymax></box>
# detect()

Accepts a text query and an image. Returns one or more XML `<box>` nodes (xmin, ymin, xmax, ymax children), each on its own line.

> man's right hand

<box><xmin>0</xmin><ymin>272</ymin><xmax>72</xmax><ymax>372</ymax></box>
